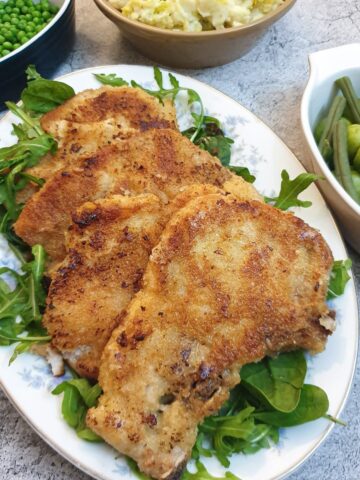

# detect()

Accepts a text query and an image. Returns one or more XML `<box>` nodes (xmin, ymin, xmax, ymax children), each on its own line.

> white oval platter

<box><xmin>0</xmin><ymin>65</ymin><xmax>358</xmax><ymax>480</ymax></box>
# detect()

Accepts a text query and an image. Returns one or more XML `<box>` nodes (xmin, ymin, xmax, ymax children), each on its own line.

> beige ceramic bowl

<box><xmin>94</xmin><ymin>0</ymin><xmax>297</xmax><ymax>68</ymax></box>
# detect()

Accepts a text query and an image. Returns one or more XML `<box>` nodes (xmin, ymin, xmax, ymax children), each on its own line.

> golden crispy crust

<box><xmin>43</xmin><ymin>185</ymin><xmax>223</xmax><ymax>379</ymax></box>
<box><xmin>41</xmin><ymin>86</ymin><xmax>176</xmax><ymax>128</ymax></box>
<box><xmin>43</xmin><ymin>194</ymin><xmax>165</xmax><ymax>379</ymax></box>
<box><xmin>14</xmin><ymin>129</ymin><xmax>261</xmax><ymax>261</ymax></box>
<box><xmin>87</xmin><ymin>194</ymin><xmax>333</xmax><ymax>480</ymax></box>
<box><xmin>18</xmin><ymin>86</ymin><xmax>177</xmax><ymax>203</ymax></box>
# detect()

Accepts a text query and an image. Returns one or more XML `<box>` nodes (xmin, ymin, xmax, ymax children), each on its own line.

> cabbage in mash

<box><xmin>109</xmin><ymin>0</ymin><xmax>286</xmax><ymax>32</ymax></box>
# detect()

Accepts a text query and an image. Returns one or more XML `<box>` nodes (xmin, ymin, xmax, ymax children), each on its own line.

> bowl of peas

<box><xmin>301</xmin><ymin>43</ymin><xmax>360</xmax><ymax>252</ymax></box>
<box><xmin>0</xmin><ymin>0</ymin><xmax>75</xmax><ymax>108</ymax></box>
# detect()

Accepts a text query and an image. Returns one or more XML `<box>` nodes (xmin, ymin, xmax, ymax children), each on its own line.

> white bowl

<box><xmin>301</xmin><ymin>43</ymin><xmax>360</xmax><ymax>252</ymax></box>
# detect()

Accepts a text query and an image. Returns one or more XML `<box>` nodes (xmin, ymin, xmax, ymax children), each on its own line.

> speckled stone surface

<box><xmin>1</xmin><ymin>0</ymin><xmax>360</xmax><ymax>479</ymax></box>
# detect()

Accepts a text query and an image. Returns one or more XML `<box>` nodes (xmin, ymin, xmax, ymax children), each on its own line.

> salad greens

<box><xmin>240</xmin><ymin>351</ymin><xmax>306</xmax><ymax>413</ymax></box>
<box><xmin>52</xmin><ymin>377</ymin><xmax>103</xmax><ymax>442</ymax></box>
<box><xmin>0</xmin><ymin>244</ymin><xmax>50</xmax><ymax>364</ymax></box>
<box><xmin>22</xmin><ymin>65</ymin><xmax>75</xmax><ymax>113</ymax></box>
<box><xmin>182</xmin><ymin>114</ymin><xmax>234</xmax><ymax>166</ymax></box>
<box><xmin>0</xmin><ymin>66</ymin><xmax>354</xmax><ymax>480</ymax></box>
<box><xmin>327</xmin><ymin>259</ymin><xmax>352</xmax><ymax>300</ymax></box>
<box><xmin>94</xmin><ymin>72</ymin><xmax>129</xmax><ymax>87</ymax></box>
<box><xmin>265</xmin><ymin>170</ymin><xmax>322</xmax><ymax>211</ymax></box>
<box><xmin>0</xmin><ymin>103</ymin><xmax>57</xmax><ymax>245</ymax></box>
<box><xmin>195</xmin><ymin>351</ymin><xmax>330</xmax><ymax>469</ymax></box>
<box><xmin>253</xmin><ymin>385</ymin><xmax>329</xmax><ymax>427</ymax></box>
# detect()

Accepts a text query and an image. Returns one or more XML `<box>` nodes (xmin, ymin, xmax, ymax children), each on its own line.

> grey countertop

<box><xmin>1</xmin><ymin>0</ymin><xmax>360</xmax><ymax>478</ymax></box>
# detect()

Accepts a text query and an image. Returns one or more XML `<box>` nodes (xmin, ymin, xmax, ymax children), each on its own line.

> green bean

<box><xmin>336</xmin><ymin>77</ymin><xmax>360</xmax><ymax>124</ymax></box>
<box><xmin>333</xmin><ymin>119</ymin><xmax>360</xmax><ymax>202</ymax></box>
<box><xmin>318</xmin><ymin>96</ymin><xmax>346</xmax><ymax>159</ymax></box>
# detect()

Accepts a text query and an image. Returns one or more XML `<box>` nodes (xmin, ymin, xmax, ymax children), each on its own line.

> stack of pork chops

<box><xmin>14</xmin><ymin>86</ymin><xmax>334</xmax><ymax>480</ymax></box>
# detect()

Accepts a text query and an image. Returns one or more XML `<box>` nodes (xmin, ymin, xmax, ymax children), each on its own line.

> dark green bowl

<box><xmin>0</xmin><ymin>0</ymin><xmax>75</xmax><ymax>110</ymax></box>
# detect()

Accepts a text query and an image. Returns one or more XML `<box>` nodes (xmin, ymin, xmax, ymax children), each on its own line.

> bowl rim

<box><xmin>300</xmin><ymin>44</ymin><xmax>360</xmax><ymax>218</ymax></box>
<box><xmin>0</xmin><ymin>0</ymin><xmax>73</xmax><ymax>65</ymax></box>
<box><xmin>93</xmin><ymin>0</ymin><xmax>296</xmax><ymax>37</ymax></box>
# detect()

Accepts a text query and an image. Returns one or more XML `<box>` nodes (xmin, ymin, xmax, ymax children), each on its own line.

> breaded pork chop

<box><xmin>43</xmin><ymin>185</ymin><xmax>222</xmax><ymax>379</ymax></box>
<box><xmin>15</xmin><ymin>129</ymin><xmax>262</xmax><ymax>261</ymax></box>
<box><xmin>87</xmin><ymin>194</ymin><xmax>334</xmax><ymax>480</ymax></box>
<box><xmin>43</xmin><ymin>194</ymin><xmax>166</xmax><ymax>379</ymax></box>
<box><xmin>18</xmin><ymin>86</ymin><xmax>177</xmax><ymax>203</ymax></box>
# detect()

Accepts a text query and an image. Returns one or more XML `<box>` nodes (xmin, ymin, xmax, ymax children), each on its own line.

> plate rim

<box><xmin>0</xmin><ymin>63</ymin><xmax>358</xmax><ymax>480</ymax></box>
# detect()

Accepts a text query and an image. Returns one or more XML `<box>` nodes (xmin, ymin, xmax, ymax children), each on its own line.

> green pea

<box><xmin>2</xmin><ymin>48</ymin><xmax>11</xmax><ymax>56</ymax></box>
<box><xmin>2</xmin><ymin>14</ymin><xmax>11</xmax><ymax>22</ymax></box>
<box><xmin>0</xmin><ymin>34</ymin><xmax>4</xmax><ymax>44</ymax></box>
<box><xmin>3</xmin><ymin>41</ymin><xmax>13</xmax><ymax>50</ymax></box>
<box><xmin>42</xmin><ymin>10</ymin><xmax>51</xmax><ymax>20</ymax></box>
<box><xmin>13</xmin><ymin>42</ymin><xmax>20</xmax><ymax>49</ymax></box>
<box><xmin>16</xmin><ymin>0</ymin><xmax>25</xmax><ymax>8</ymax></box>
<box><xmin>10</xmin><ymin>17</ymin><xmax>20</xmax><ymax>25</ymax></box>
<box><xmin>21</xmin><ymin>6</ymin><xmax>28</xmax><ymax>14</ymax></box>
<box><xmin>4</xmin><ymin>31</ymin><xmax>15</xmax><ymax>41</ymax></box>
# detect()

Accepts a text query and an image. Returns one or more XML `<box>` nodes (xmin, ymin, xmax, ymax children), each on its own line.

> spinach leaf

<box><xmin>240</xmin><ymin>351</ymin><xmax>307</xmax><ymax>413</ymax></box>
<box><xmin>253</xmin><ymin>384</ymin><xmax>329</xmax><ymax>427</ymax></box>
<box><xmin>94</xmin><ymin>73</ymin><xmax>129</xmax><ymax>87</ymax></box>
<box><xmin>327</xmin><ymin>259</ymin><xmax>352</xmax><ymax>300</ymax></box>
<box><xmin>21</xmin><ymin>65</ymin><xmax>75</xmax><ymax>113</ymax></box>
<box><xmin>52</xmin><ymin>377</ymin><xmax>103</xmax><ymax>442</ymax></box>
<box><xmin>265</xmin><ymin>170</ymin><xmax>322</xmax><ymax>210</ymax></box>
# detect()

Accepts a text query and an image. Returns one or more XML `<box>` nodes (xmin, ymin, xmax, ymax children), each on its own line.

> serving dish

<box><xmin>0</xmin><ymin>64</ymin><xmax>357</xmax><ymax>480</ymax></box>
<box><xmin>0</xmin><ymin>0</ymin><xmax>75</xmax><ymax>109</ymax></box>
<box><xmin>93</xmin><ymin>0</ymin><xmax>296</xmax><ymax>68</ymax></box>
<box><xmin>301</xmin><ymin>43</ymin><xmax>360</xmax><ymax>253</ymax></box>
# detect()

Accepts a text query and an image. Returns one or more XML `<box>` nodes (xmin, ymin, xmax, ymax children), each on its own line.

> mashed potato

<box><xmin>109</xmin><ymin>0</ymin><xmax>286</xmax><ymax>32</ymax></box>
